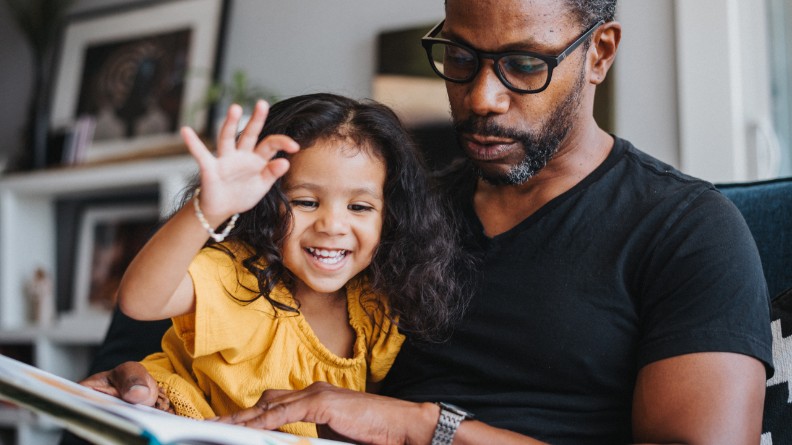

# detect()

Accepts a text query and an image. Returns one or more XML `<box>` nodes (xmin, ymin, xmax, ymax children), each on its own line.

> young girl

<box><xmin>116</xmin><ymin>93</ymin><xmax>472</xmax><ymax>437</ymax></box>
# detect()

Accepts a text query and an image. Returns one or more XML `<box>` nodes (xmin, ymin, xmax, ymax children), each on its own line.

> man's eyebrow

<box><xmin>441</xmin><ymin>28</ymin><xmax>549</xmax><ymax>53</ymax></box>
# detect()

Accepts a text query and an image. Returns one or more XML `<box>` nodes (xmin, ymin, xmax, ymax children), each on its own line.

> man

<box><xmin>84</xmin><ymin>0</ymin><xmax>772</xmax><ymax>443</ymax></box>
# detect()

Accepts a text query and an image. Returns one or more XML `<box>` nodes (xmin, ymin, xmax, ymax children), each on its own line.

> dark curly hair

<box><xmin>187</xmin><ymin>93</ymin><xmax>474</xmax><ymax>341</ymax></box>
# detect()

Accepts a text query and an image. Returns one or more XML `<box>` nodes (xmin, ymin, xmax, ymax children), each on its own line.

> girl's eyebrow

<box><xmin>284</xmin><ymin>182</ymin><xmax>384</xmax><ymax>201</ymax></box>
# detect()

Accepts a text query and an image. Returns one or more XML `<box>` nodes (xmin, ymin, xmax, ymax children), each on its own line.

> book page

<box><xmin>0</xmin><ymin>354</ymin><xmax>349</xmax><ymax>445</ymax></box>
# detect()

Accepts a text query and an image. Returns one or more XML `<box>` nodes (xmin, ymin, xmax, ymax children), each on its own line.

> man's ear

<box><xmin>588</xmin><ymin>21</ymin><xmax>621</xmax><ymax>85</ymax></box>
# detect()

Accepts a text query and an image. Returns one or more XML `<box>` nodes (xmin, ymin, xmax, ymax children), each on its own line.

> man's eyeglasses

<box><xmin>421</xmin><ymin>19</ymin><xmax>605</xmax><ymax>94</ymax></box>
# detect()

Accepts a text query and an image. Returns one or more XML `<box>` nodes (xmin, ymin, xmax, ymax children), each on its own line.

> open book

<box><xmin>0</xmin><ymin>354</ymin><xmax>348</xmax><ymax>445</ymax></box>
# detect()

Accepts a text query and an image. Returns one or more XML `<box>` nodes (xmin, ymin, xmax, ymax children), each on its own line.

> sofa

<box><xmin>718</xmin><ymin>177</ymin><xmax>792</xmax><ymax>444</ymax></box>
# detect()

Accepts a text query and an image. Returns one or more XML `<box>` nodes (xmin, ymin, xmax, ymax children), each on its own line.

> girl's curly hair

<box><xmin>187</xmin><ymin>93</ymin><xmax>475</xmax><ymax>342</ymax></box>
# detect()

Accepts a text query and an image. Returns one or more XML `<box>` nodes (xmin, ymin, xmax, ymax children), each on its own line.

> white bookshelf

<box><xmin>0</xmin><ymin>155</ymin><xmax>197</xmax><ymax>444</ymax></box>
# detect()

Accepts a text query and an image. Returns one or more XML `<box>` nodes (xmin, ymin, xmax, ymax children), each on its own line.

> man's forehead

<box><xmin>444</xmin><ymin>0</ymin><xmax>578</xmax><ymax>49</ymax></box>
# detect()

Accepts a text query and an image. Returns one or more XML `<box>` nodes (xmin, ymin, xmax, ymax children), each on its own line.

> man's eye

<box><xmin>292</xmin><ymin>200</ymin><xmax>318</xmax><ymax>209</ymax></box>
<box><xmin>348</xmin><ymin>204</ymin><xmax>374</xmax><ymax>212</ymax></box>
<box><xmin>503</xmin><ymin>56</ymin><xmax>547</xmax><ymax>74</ymax></box>
<box><xmin>445</xmin><ymin>47</ymin><xmax>475</xmax><ymax>67</ymax></box>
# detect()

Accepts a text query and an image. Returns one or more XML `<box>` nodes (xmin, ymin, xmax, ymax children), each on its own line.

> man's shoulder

<box><xmin>615</xmin><ymin>137</ymin><xmax>705</xmax><ymax>184</ymax></box>
<box><xmin>609</xmin><ymin>136</ymin><xmax>717</xmax><ymax>199</ymax></box>
<box><xmin>595</xmin><ymin>136</ymin><xmax>742</xmax><ymax>230</ymax></box>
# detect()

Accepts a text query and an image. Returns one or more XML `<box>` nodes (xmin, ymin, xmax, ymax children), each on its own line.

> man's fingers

<box><xmin>109</xmin><ymin>362</ymin><xmax>158</xmax><ymax>406</ymax></box>
<box><xmin>79</xmin><ymin>371</ymin><xmax>120</xmax><ymax>398</ymax></box>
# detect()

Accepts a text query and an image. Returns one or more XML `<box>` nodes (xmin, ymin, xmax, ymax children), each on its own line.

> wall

<box><xmin>612</xmin><ymin>2</ymin><xmax>679</xmax><ymax>166</ymax></box>
<box><xmin>0</xmin><ymin>0</ymin><xmax>770</xmax><ymax>176</ymax></box>
<box><xmin>0</xmin><ymin>0</ymin><xmax>444</xmax><ymax>169</ymax></box>
<box><xmin>0</xmin><ymin>1</ymin><xmax>34</xmax><ymax>171</ymax></box>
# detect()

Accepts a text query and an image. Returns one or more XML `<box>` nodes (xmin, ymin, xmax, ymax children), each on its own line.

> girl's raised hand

<box><xmin>180</xmin><ymin>100</ymin><xmax>300</xmax><ymax>224</ymax></box>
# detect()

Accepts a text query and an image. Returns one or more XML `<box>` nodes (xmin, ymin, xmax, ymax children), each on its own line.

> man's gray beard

<box><xmin>453</xmin><ymin>69</ymin><xmax>586</xmax><ymax>186</ymax></box>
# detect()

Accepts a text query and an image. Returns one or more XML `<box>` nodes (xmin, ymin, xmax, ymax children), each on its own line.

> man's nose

<box><xmin>466</xmin><ymin>61</ymin><xmax>510</xmax><ymax>116</ymax></box>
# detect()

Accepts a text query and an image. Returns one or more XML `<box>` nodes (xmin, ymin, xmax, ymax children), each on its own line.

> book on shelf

<box><xmin>0</xmin><ymin>354</ymin><xmax>348</xmax><ymax>445</ymax></box>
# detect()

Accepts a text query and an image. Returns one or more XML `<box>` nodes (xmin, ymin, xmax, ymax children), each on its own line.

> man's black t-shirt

<box><xmin>381</xmin><ymin>137</ymin><xmax>773</xmax><ymax>444</ymax></box>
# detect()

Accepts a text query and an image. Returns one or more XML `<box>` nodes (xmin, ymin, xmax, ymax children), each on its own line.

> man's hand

<box><xmin>79</xmin><ymin>361</ymin><xmax>159</xmax><ymax>407</ymax></box>
<box><xmin>213</xmin><ymin>382</ymin><xmax>439</xmax><ymax>445</ymax></box>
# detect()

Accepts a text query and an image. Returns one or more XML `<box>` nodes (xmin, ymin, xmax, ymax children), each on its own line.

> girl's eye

<box><xmin>348</xmin><ymin>204</ymin><xmax>374</xmax><ymax>212</ymax></box>
<box><xmin>291</xmin><ymin>200</ymin><xmax>318</xmax><ymax>209</ymax></box>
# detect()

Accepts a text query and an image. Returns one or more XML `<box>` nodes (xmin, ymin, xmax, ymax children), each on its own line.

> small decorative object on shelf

<box><xmin>24</xmin><ymin>267</ymin><xmax>54</xmax><ymax>327</ymax></box>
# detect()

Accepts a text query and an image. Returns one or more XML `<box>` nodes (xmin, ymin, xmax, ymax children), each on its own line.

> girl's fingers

<box><xmin>181</xmin><ymin>127</ymin><xmax>214</xmax><ymax>169</ymax></box>
<box><xmin>216</xmin><ymin>104</ymin><xmax>243</xmax><ymax>156</ymax></box>
<box><xmin>262</xmin><ymin>158</ymin><xmax>291</xmax><ymax>184</ymax></box>
<box><xmin>254</xmin><ymin>134</ymin><xmax>300</xmax><ymax>160</ymax></box>
<box><xmin>237</xmin><ymin>100</ymin><xmax>269</xmax><ymax>151</ymax></box>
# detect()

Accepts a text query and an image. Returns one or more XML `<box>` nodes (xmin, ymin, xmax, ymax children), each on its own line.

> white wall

<box><xmin>0</xmin><ymin>0</ymin><xmax>776</xmax><ymax>182</ymax></box>
<box><xmin>612</xmin><ymin>2</ymin><xmax>679</xmax><ymax>167</ymax></box>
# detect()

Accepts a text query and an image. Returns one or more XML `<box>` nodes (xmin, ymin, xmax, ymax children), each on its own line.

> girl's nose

<box><xmin>314</xmin><ymin>205</ymin><xmax>349</xmax><ymax>235</ymax></box>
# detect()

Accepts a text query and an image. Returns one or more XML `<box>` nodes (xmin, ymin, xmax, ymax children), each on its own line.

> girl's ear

<box><xmin>588</xmin><ymin>21</ymin><xmax>621</xmax><ymax>85</ymax></box>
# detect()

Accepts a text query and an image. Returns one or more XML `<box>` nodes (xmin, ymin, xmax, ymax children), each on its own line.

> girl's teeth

<box><xmin>306</xmin><ymin>247</ymin><xmax>347</xmax><ymax>262</ymax></box>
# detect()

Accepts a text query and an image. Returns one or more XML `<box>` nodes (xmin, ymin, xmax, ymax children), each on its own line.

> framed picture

<box><xmin>70</xmin><ymin>204</ymin><xmax>160</xmax><ymax>318</ymax></box>
<box><xmin>49</xmin><ymin>0</ymin><xmax>229</xmax><ymax>163</ymax></box>
<box><xmin>373</xmin><ymin>23</ymin><xmax>450</xmax><ymax>128</ymax></box>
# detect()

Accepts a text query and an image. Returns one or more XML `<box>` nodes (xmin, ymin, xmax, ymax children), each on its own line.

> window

<box><xmin>768</xmin><ymin>0</ymin><xmax>792</xmax><ymax>175</ymax></box>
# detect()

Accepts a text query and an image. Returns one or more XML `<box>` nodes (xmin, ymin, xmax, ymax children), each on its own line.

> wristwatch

<box><xmin>431</xmin><ymin>402</ymin><xmax>475</xmax><ymax>445</ymax></box>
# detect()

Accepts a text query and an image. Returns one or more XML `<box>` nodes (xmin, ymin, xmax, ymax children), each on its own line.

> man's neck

<box><xmin>473</xmin><ymin>125</ymin><xmax>613</xmax><ymax>237</ymax></box>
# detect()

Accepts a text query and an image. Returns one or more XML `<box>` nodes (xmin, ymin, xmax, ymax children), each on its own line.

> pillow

<box><xmin>761</xmin><ymin>286</ymin><xmax>792</xmax><ymax>445</ymax></box>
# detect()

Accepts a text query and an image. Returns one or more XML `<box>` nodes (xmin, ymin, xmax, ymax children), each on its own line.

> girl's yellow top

<box><xmin>140</xmin><ymin>243</ymin><xmax>405</xmax><ymax>438</ymax></box>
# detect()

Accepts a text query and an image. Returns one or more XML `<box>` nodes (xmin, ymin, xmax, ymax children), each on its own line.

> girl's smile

<box><xmin>304</xmin><ymin>247</ymin><xmax>348</xmax><ymax>267</ymax></box>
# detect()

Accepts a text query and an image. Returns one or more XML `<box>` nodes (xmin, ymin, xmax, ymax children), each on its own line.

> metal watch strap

<box><xmin>431</xmin><ymin>403</ymin><xmax>467</xmax><ymax>445</ymax></box>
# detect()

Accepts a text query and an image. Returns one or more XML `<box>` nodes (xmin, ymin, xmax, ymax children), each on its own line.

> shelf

<box><xmin>0</xmin><ymin>155</ymin><xmax>195</xmax><ymax>195</ymax></box>
<box><xmin>0</xmin><ymin>155</ymin><xmax>198</xmax><ymax>445</ymax></box>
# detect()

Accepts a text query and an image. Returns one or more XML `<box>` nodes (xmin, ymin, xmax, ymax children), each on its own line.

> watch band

<box><xmin>431</xmin><ymin>402</ymin><xmax>473</xmax><ymax>445</ymax></box>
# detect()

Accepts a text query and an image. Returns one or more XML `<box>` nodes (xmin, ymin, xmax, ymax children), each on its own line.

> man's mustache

<box><xmin>453</xmin><ymin>117</ymin><xmax>526</xmax><ymax>141</ymax></box>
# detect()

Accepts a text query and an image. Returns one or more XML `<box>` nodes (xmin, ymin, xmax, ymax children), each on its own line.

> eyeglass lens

<box><xmin>427</xmin><ymin>42</ymin><xmax>550</xmax><ymax>92</ymax></box>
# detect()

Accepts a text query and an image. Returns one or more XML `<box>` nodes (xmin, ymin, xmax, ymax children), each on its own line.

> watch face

<box><xmin>438</xmin><ymin>402</ymin><xmax>475</xmax><ymax>419</ymax></box>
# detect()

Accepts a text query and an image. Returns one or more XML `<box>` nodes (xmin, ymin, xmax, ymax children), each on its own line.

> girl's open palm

<box><xmin>181</xmin><ymin>100</ymin><xmax>300</xmax><ymax>223</ymax></box>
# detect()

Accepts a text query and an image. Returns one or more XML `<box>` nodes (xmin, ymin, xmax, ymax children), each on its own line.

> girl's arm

<box><xmin>117</xmin><ymin>101</ymin><xmax>299</xmax><ymax>320</ymax></box>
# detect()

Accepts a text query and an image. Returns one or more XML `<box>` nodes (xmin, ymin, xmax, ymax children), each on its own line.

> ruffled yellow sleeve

<box><xmin>139</xmin><ymin>332</ymin><xmax>215</xmax><ymax>419</ymax></box>
<box><xmin>347</xmin><ymin>280</ymin><xmax>405</xmax><ymax>383</ymax></box>
<box><xmin>172</xmin><ymin>243</ymin><xmax>278</xmax><ymax>361</ymax></box>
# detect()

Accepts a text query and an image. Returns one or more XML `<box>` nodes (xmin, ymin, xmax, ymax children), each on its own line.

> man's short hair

<box><xmin>443</xmin><ymin>0</ymin><xmax>618</xmax><ymax>28</ymax></box>
<box><xmin>566</xmin><ymin>0</ymin><xmax>618</xmax><ymax>27</ymax></box>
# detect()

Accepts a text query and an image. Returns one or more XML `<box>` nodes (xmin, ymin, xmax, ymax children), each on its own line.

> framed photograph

<box><xmin>49</xmin><ymin>0</ymin><xmax>228</xmax><ymax>163</ymax></box>
<box><xmin>373</xmin><ymin>23</ymin><xmax>450</xmax><ymax>128</ymax></box>
<box><xmin>70</xmin><ymin>204</ymin><xmax>160</xmax><ymax>318</ymax></box>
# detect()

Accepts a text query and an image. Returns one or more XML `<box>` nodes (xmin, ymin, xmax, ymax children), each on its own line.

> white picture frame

<box><xmin>70</xmin><ymin>204</ymin><xmax>160</xmax><ymax>318</ymax></box>
<box><xmin>49</xmin><ymin>0</ymin><xmax>227</xmax><ymax>163</ymax></box>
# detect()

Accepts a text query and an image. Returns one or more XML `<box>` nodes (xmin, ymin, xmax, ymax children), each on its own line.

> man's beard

<box><xmin>452</xmin><ymin>69</ymin><xmax>586</xmax><ymax>185</ymax></box>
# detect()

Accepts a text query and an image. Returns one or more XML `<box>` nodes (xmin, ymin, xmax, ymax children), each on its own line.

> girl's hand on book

<box><xmin>181</xmin><ymin>100</ymin><xmax>300</xmax><ymax>226</ymax></box>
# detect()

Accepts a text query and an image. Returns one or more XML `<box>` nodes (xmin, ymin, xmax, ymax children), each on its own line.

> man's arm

<box><xmin>212</xmin><ymin>351</ymin><xmax>765</xmax><ymax>445</ymax></box>
<box><xmin>632</xmin><ymin>352</ymin><xmax>766</xmax><ymax>445</ymax></box>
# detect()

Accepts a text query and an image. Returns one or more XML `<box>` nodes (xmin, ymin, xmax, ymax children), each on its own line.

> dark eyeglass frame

<box><xmin>421</xmin><ymin>19</ymin><xmax>605</xmax><ymax>94</ymax></box>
